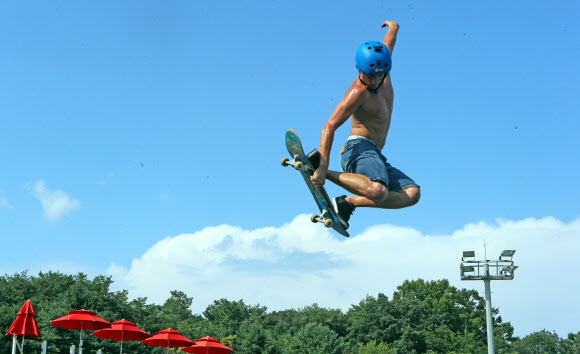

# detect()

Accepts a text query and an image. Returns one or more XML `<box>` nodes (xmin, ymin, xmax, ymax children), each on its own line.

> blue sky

<box><xmin>1</xmin><ymin>0</ymin><xmax>578</xmax><ymax>338</ymax></box>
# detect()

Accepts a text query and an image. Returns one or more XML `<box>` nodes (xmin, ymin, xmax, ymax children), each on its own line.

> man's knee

<box><xmin>405</xmin><ymin>187</ymin><xmax>421</xmax><ymax>206</ymax></box>
<box><xmin>366</xmin><ymin>182</ymin><xmax>388</xmax><ymax>202</ymax></box>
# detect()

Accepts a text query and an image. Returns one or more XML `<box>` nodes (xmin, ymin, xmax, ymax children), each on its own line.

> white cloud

<box><xmin>30</xmin><ymin>180</ymin><xmax>81</xmax><ymax>222</ymax></box>
<box><xmin>107</xmin><ymin>216</ymin><xmax>580</xmax><ymax>337</ymax></box>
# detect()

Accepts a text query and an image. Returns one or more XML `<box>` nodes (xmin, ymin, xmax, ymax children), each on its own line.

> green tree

<box><xmin>393</xmin><ymin>326</ymin><xmax>428</xmax><ymax>353</ymax></box>
<box><xmin>393</xmin><ymin>278</ymin><xmax>516</xmax><ymax>352</ymax></box>
<box><xmin>283</xmin><ymin>322</ymin><xmax>346</xmax><ymax>354</ymax></box>
<box><xmin>157</xmin><ymin>290</ymin><xmax>203</xmax><ymax>337</ymax></box>
<box><xmin>265</xmin><ymin>303</ymin><xmax>347</xmax><ymax>337</ymax></box>
<box><xmin>203</xmin><ymin>298</ymin><xmax>266</xmax><ymax>334</ymax></box>
<box><xmin>511</xmin><ymin>329</ymin><xmax>565</xmax><ymax>354</ymax></box>
<box><xmin>347</xmin><ymin>293</ymin><xmax>431</xmax><ymax>345</ymax></box>
<box><xmin>0</xmin><ymin>271</ymin><xmax>146</xmax><ymax>353</ymax></box>
<box><xmin>232</xmin><ymin>319</ymin><xmax>279</xmax><ymax>353</ymax></box>
<box><xmin>393</xmin><ymin>279</ymin><xmax>488</xmax><ymax>338</ymax></box>
<box><xmin>561</xmin><ymin>332</ymin><xmax>580</xmax><ymax>354</ymax></box>
<box><xmin>1</xmin><ymin>272</ymin><xmax>577</xmax><ymax>354</ymax></box>
<box><xmin>266</xmin><ymin>308</ymin><xmax>301</xmax><ymax>336</ymax></box>
<box><xmin>298</xmin><ymin>303</ymin><xmax>348</xmax><ymax>337</ymax></box>
<box><xmin>346</xmin><ymin>279</ymin><xmax>516</xmax><ymax>353</ymax></box>
<box><xmin>0</xmin><ymin>271</ymin><xmax>197</xmax><ymax>353</ymax></box>
<box><xmin>358</xmin><ymin>340</ymin><xmax>396</xmax><ymax>353</ymax></box>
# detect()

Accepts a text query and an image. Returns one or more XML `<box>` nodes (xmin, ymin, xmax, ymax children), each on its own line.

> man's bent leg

<box><xmin>347</xmin><ymin>186</ymin><xmax>420</xmax><ymax>209</ymax></box>
<box><xmin>326</xmin><ymin>170</ymin><xmax>388</xmax><ymax>202</ymax></box>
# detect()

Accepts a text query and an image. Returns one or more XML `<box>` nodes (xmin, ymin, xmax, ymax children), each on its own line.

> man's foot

<box><xmin>332</xmin><ymin>195</ymin><xmax>356</xmax><ymax>230</ymax></box>
<box><xmin>306</xmin><ymin>149</ymin><xmax>321</xmax><ymax>170</ymax></box>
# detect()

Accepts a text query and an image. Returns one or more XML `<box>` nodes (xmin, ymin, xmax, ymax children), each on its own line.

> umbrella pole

<box><xmin>79</xmin><ymin>322</ymin><xmax>84</xmax><ymax>354</ymax></box>
<box><xmin>119</xmin><ymin>331</ymin><xmax>124</xmax><ymax>354</ymax></box>
<box><xmin>11</xmin><ymin>336</ymin><xmax>16</xmax><ymax>354</ymax></box>
<box><xmin>21</xmin><ymin>336</ymin><xmax>25</xmax><ymax>354</ymax></box>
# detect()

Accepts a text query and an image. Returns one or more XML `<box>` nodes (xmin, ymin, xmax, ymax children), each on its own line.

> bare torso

<box><xmin>349</xmin><ymin>74</ymin><xmax>394</xmax><ymax>150</ymax></box>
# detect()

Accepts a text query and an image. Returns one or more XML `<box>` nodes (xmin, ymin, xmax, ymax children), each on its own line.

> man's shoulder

<box><xmin>346</xmin><ymin>78</ymin><xmax>371</xmax><ymax>101</ymax></box>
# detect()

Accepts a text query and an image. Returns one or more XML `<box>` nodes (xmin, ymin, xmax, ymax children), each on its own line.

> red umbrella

<box><xmin>6</xmin><ymin>300</ymin><xmax>41</xmax><ymax>354</ymax></box>
<box><xmin>92</xmin><ymin>319</ymin><xmax>151</xmax><ymax>354</ymax></box>
<box><xmin>51</xmin><ymin>309</ymin><xmax>111</xmax><ymax>351</ymax></box>
<box><xmin>141</xmin><ymin>328</ymin><xmax>194</xmax><ymax>354</ymax></box>
<box><xmin>182</xmin><ymin>336</ymin><xmax>234</xmax><ymax>354</ymax></box>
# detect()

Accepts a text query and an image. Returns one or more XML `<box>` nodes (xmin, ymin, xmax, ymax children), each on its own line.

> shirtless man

<box><xmin>311</xmin><ymin>20</ymin><xmax>421</xmax><ymax>230</ymax></box>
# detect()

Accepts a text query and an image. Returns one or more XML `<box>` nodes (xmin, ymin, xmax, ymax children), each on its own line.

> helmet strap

<box><xmin>358</xmin><ymin>72</ymin><xmax>388</xmax><ymax>94</ymax></box>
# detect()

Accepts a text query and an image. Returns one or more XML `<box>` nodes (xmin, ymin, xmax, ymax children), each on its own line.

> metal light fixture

<box><xmin>460</xmin><ymin>248</ymin><xmax>519</xmax><ymax>354</ymax></box>
<box><xmin>462</xmin><ymin>251</ymin><xmax>475</xmax><ymax>260</ymax></box>
<box><xmin>501</xmin><ymin>265</ymin><xmax>519</xmax><ymax>274</ymax></box>
<box><xmin>500</xmin><ymin>250</ymin><xmax>516</xmax><ymax>260</ymax></box>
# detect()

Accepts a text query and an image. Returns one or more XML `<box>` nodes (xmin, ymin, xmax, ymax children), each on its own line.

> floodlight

<box><xmin>500</xmin><ymin>250</ymin><xmax>516</xmax><ymax>259</ymax></box>
<box><xmin>463</xmin><ymin>251</ymin><xmax>475</xmax><ymax>258</ymax></box>
<box><xmin>501</xmin><ymin>265</ymin><xmax>519</xmax><ymax>273</ymax></box>
<box><xmin>461</xmin><ymin>266</ymin><xmax>475</xmax><ymax>272</ymax></box>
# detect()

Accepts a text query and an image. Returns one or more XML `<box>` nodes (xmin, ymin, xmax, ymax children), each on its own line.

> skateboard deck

<box><xmin>282</xmin><ymin>129</ymin><xmax>349</xmax><ymax>237</ymax></box>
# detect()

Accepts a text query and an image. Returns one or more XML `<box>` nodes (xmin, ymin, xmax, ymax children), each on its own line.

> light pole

<box><xmin>460</xmin><ymin>249</ymin><xmax>518</xmax><ymax>354</ymax></box>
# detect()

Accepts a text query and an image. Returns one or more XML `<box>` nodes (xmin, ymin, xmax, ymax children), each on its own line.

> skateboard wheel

<box><xmin>310</xmin><ymin>214</ymin><xmax>319</xmax><ymax>223</ymax></box>
<box><xmin>324</xmin><ymin>219</ymin><xmax>333</xmax><ymax>228</ymax></box>
<box><xmin>294</xmin><ymin>161</ymin><xmax>304</xmax><ymax>170</ymax></box>
<box><xmin>281</xmin><ymin>157</ymin><xmax>290</xmax><ymax>166</ymax></box>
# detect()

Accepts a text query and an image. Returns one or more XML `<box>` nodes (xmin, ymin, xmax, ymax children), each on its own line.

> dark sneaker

<box><xmin>306</xmin><ymin>149</ymin><xmax>321</xmax><ymax>170</ymax></box>
<box><xmin>332</xmin><ymin>195</ymin><xmax>356</xmax><ymax>230</ymax></box>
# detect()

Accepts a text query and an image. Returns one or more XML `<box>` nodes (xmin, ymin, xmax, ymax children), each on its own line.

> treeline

<box><xmin>0</xmin><ymin>272</ymin><xmax>578</xmax><ymax>353</ymax></box>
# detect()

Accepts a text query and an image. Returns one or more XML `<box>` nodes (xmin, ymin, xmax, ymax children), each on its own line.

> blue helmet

<box><xmin>355</xmin><ymin>41</ymin><xmax>392</xmax><ymax>74</ymax></box>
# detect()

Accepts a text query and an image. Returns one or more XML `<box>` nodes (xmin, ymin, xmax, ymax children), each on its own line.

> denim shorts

<box><xmin>340</xmin><ymin>137</ymin><xmax>419</xmax><ymax>191</ymax></box>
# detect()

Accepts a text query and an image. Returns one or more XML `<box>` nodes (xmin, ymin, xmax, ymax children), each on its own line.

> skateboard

<box><xmin>282</xmin><ymin>129</ymin><xmax>349</xmax><ymax>237</ymax></box>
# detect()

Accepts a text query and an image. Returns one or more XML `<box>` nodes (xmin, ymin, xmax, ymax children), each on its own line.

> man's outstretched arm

<box><xmin>381</xmin><ymin>20</ymin><xmax>400</xmax><ymax>55</ymax></box>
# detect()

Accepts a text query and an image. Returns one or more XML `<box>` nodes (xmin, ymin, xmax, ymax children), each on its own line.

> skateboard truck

<box><xmin>281</xmin><ymin>156</ymin><xmax>305</xmax><ymax>171</ymax></box>
<box><xmin>281</xmin><ymin>149</ymin><xmax>320</xmax><ymax>171</ymax></box>
<box><xmin>310</xmin><ymin>211</ymin><xmax>334</xmax><ymax>228</ymax></box>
